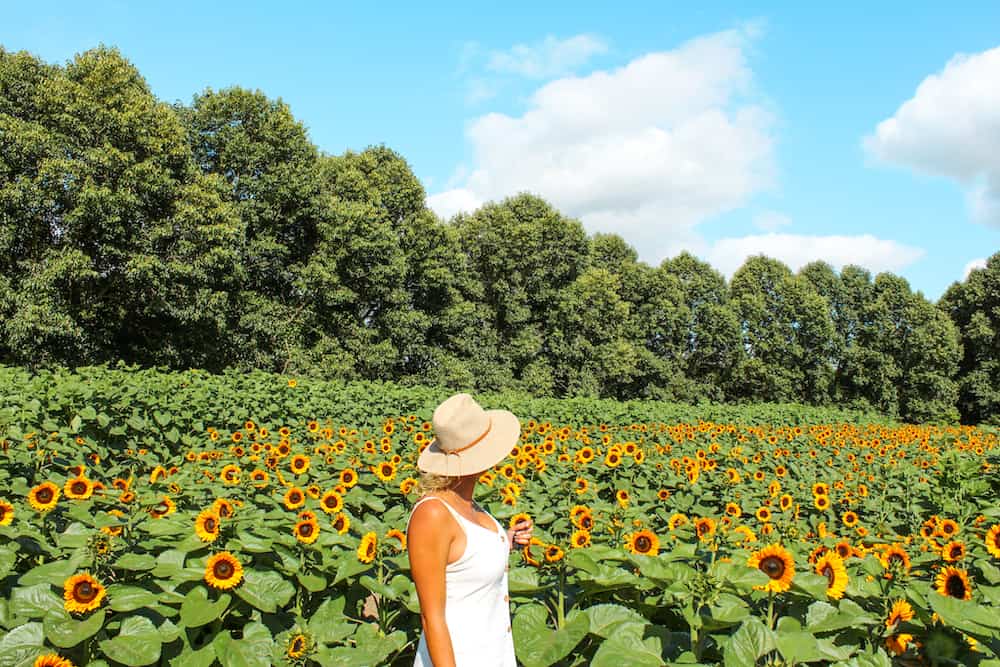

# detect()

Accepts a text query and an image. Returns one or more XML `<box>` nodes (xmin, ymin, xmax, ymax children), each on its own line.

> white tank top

<box><xmin>407</xmin><ymin>495</ymin><xmax>517</xmax><ymax>667</ymax></box>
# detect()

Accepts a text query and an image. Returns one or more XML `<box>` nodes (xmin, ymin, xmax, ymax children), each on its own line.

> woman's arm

<box><xmin>408</xmin><ymin>500</ymin><xmax>458</xmax><ymax>667</ymax></box>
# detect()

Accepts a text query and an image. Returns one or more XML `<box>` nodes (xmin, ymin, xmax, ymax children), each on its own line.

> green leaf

<box><xmin>234</xmin><ymin>569</ymin><xmax>294</xmax><ymax>613</ymax></box>
<box><xmin>586</xmin><ymin>603</ymin><xmax>649</xmax><ymax>638</ymax></box>
<box><xmin>10</xmin><ymin>583</ymin><xmax>63</xmax><ymax>619</ymax></box>
<box><xmin>107</xmin><ymin>584</ymin><xmax>159</xmax><ymax>612</ymax></box>
<box><xmin>43</xmin><ymin>608</ymin><xmax>106</xmax><ymax>648</ymax></box>
<box><xmin>513</xmin><ymin>604</ymin><xmax>590</xmax><ymax>667</ymax></box>
<box><xmin>18</xmin><ymin>559</ymin><xmax>78</xmax><ymax>586</ymax></box>
<box><xmin>0</xmin><ymin>548</ymin><xmax>17</xmax><ymax>579</ymax></box>
<box><xmin>0</xmin><ymin>622</ymin><xmax>46</xmax><ymax>667</ymax></box>
<box><xmin>180</xmin><ymin>586</ymin><xmax>230</xmax><ymax>627</ymax></box>
<box><xmin>98</xmin><ymin>616</ymin><xmax>162</xmax><ymax>666</ymax></box>
<box><xmin>114</xmin><ymin>553</ymin><xmax>158</xmax><ymax>571</ymax></box>
<box><xmin>591</xmin><ymin>624</ymin><xmax>670</xmax><ymax>667</ymax></box>
<box><xmin>213</xmin><ymin>621</ymin><xmax>273</xmax><ymax>667</ymax></box>
<box><xmin>793</xmin><ymin>572</ymin><xmax>833</xmax><ymax>600</ymax></box>
<box><xmin>297</xmin><ymin>571</ymin><xmax>327</xmax><ymax>593</ymax></box>
<box><xmin>724</xmin><ymin>617</ymin><xmax>775</xmax><ymax>667</ymax></box>
<box><xmin>308</xmin><ymin>597</ymin><xmax>356</xmax><ymax>644</ymax></box>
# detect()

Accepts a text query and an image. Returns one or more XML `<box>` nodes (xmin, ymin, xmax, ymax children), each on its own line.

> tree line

<box><xmin>1</xmin><ymin>46</ymin><xmax>998</xmax><ymax>424</ymax></box>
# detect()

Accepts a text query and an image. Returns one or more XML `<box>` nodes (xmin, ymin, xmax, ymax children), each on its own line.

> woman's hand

<box><xmin>507</xmin><ymin>519</ymin><xmax>533</xmax><ymax>550</ymax></box>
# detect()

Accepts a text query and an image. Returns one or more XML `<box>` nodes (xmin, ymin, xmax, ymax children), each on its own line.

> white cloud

<box><xmin>963</xmin><ymin>257</ymin><xmax>987</xmax><ymax>279</ymax></box>
<box><xmin>864</xmin><ymin>46</ymin><xmax>1000</xmax><ymax>226</ymax></box>
<box><xmin>427</xmin><ymin>188</ymin><xmax>483</xmax><ymax>221</ymax></box>
<box><xmin>753</xmin><ymin>210</ymin><xmax>791</xmax><ymax>232</ymax></box>
<box><xmin>487</xmin><ymin>34</ymin><xmax>608</xmax><ymax>79</ymax></box>
<box><xmin>704</xmin><ymin>233</ymin><xmax>925</xmax><ymax>278</ymax></box>
<box><xmin>430</xmin><ymin>28</ymin><xmax>776</xmax><ymax>261</ymax></box>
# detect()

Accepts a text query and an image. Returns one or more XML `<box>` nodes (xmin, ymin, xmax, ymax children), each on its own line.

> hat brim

<box><xmin>417</xmin><ymin>409</ymin><xmax>520</xmax><ymax>477</ymax></box>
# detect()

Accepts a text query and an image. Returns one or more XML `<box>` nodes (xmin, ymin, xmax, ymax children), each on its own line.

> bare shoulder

<box><xmin>408</xmin><ymin>496</ymin><xmax>451</xmax><ymax>535</ymax></box>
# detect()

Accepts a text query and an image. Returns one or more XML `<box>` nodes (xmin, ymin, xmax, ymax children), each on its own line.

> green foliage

<box><xmin>0</xmin><ymin>46</ymin><xmax>995</xmax><ymax>422</ymax></box>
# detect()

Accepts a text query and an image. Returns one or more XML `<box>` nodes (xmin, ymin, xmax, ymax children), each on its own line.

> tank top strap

<box><xmin>406</xmin><ymin>495</ymin><xmax>467</xmax><ymax>535</ymax></box>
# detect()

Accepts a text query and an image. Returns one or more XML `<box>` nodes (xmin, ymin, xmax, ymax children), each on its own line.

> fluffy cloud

<box><xmin>705</xmin><ymin>233</ymin><xmax>925</xmax><ymax>278</ymax></box>
<box><xmin>964</xmin><ymin>257</ymin><xmax>987</xmax><ymax>279</ymax></box>
<box><xmin>864</xmin><ymin>46</ymin><xmax>1000</xmax><ymax>226</ymax></box>
<box><xmin>487</xmin><ymin>34</ymin><xmax>608</xmax><ymax>79</ymax></box>
<box><xmin>753</xmin><ymin>210</ymin><xmax>791</xmax><ymax>232</ymax></box>
<box><xmin>430</xmin><ymin>28</ymin><xmax>775</xmax><ymax>262</ymax></box>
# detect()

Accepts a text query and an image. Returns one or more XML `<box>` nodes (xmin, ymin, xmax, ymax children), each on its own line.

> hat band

<box><xmin>444</xmin><ymin>419</ymin><xmax>492</xmax><ymax>457</ymax></box>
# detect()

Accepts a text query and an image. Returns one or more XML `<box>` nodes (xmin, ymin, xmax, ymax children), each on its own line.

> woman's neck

<box><xmin>445</xmin><ymin>476</ymin><xmax>476</xmax><ymax>502</ymax></box>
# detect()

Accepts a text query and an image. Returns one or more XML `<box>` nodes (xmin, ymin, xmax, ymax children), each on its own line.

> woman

<box><xmin>407</xmin><ymin>393</ymin><xmax>533</xmax><ymax>667</ymax></box>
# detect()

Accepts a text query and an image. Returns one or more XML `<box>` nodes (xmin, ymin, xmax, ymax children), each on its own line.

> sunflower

<box><xmin>886</xmin><ymin>599</ymin><xmax>915</xmax><ymax>629</ymax></box>
<box><xmin>941</xmin><ymin>541</ymin><xmax>966</xmax><ymax>563</ymax></box>
<box><xmin>220</xmin><ymin>464</ymin><xmax>241</xmax><ymax>485</ymax></box>
<box><xmin>779</xmin><ymin>494</ymin><xmax>793</xmax><ymax>512</ymax></box>
<box><xmin>724</xmin><ymin>502</ymin><xmax>742</xmax><ymax>518</ymax></box>
<box><xmin>571</xmin><ymin>529</ymin><xmax>591</xmax><ymax>549</ymax></box>
<box><xmin>386</xmin><ymin>528</ymin><xmax>407</xmax><ymax>551</ymax></box>
<box><xmin>522</xmin><ymin>537</ymin><xmax>544</xmax><ymax>566</ymax></box>
<box><xmin>357</xmin><ymin>532</ymin><xmax>377</xmax><ymax>563</ymax></box>
<box><xmin>624</xmin><ymin>529</ymin><xmax>659</xmax><ymax>556</ymax></box>
<box><xmin>755</xmin><ymin>507</ymin><xmax>772</xmax><ymax>523</ymax></box>
<box><xmin>885</xmin><ymin>633</ymin><xmax>914</xmax><ymax>656</ymax></box>
<box><xmin>545</xmin><ymin>544</ymin><xmax>565</xmax><ymax>562</ymax></box>
<box><xmin>214</xmin><ymin>498</ymin><xmax>235</xmax><ymax>519</ymax></box>
<box><xmin>604</xmin><ymin>451</ymin><xmax>622</xmax><ymax>468</ymax></box>
<box><xmin>615</xmin><ymin>489</ymin><xmax>630</xmax><ymax>509</ymax></box>
<box><xmin>298</xmin><ymin>510</ymin><xmax>317</xmax><ymax>522</ymax></box>
<box><xmin>574</xmin><ymin>477</ymin><xmax>588</xmax><ymax>494</ymax></box>
<box><xmin>668</xmin><ymin>513</ymin><xmax>689</xmax><ymax>530</ymax></box>
<box><xmin>656</xmin><ymin>489</ymin><xmax>670</xmax><ymax>501</ymax></box>
<box><xmin>694</xmin><ymin>517</ymin><xmax>717</xmax><ymax>541</ymax></box>
<box><xmin>733</xmin><ymin>525</ymin><xmax>757</xmax><ymax>543</ymax></box>
<box><xmin>936</xmin><ymin>518</ymin><xmax>959</xmax><ymax>539</ymax></box>
<box><xmin>205</xmin><ymin>551</ymin><xmax>244</xmax><ymax>590</ymax></box>
<box><xmin>63</xmin><ymin>572</ymin><xmax>106</xmax><ymax>614</ymax></box>
<box><xmin>0</xmin><ymin>498</ymin><xmax>13</xmax><ymax>526</ymax></box>
<box><xmin>841</xmin><ymin>511</ymin><xmax>859</xmax><ymax>528</ymax></box>
<box><xmin>319</xmin><ymin>490</ymin><xmax>343</xmax><ymax>515</ymax></box>
<box><xmin>332</xmin><ymin>513</ymin><xmax>350</xmax><ymax>535</ymax></box>
<box><xmin>935</xmin><ymin>566</ymin><xmax>971</xmax><ymax>600</ymax></box>
<box><xmin>307</xmin><ymin>421</ymin><xmax>320</xmax><ymax>433</ymax></box>
<box><xmin>306</xmin><ymin>484</ymin><xmax>321</xmax><ymax>499</ymax></box>
<box><xmin>340</xmin><ymin>468</ymin><xmax>358</xmax><ymax>488</ymax></box>
<box><xmin>64</xmin><ymin>476</ymin><xmax>93</xmax><ymax>500</ymax></box>
<box><xmin>399</xmin><ymin>478</ymin><xmax>418</xmax><ymax>495</ymax></box>
<box><xmin>575</xmin><ymin>446</ymin><xmax>595</xmax><ymax>464</ymax></box>
<box><xmin>814</xmin><ymin>494</ymin><xmax>831</xmax><ymax>511</ymax></box>
<box><xmin>812</xmin><ymin>482</ymin><xmax>830</xmax><ymax>496</ymax></box>
<box><xmin>149</xmin><ymin>496</ymin><xmax>176</xmax><ymax>519</ymax></box>
<box><xmin>985</xmin><ymin>525</ymin><xmax>1000</xmax><ymax>559</ymax></box>
<box><xmin>33</xmin><ymin>656</ymin><xmax>75</xmax><ymax>667</ymax></box>
<box><xmin>374</xmin><ymin>461</ymin><xmax>397</xmax><ymax>482</ymax></box>
<box><xmin>287</xmin><ymin>633</ymin><xmax>310</xmax><ymax>659</ymax></box>
<box><xmin>284</xmin><ymin>487</ymin><xmax>306</xmax><ymax>510</ymax></box>
<box><xmin>195</xmin><ymin>509</ymin><xmax>221</xmax><ymax>542</ymax></box>
<box><xmin>748</xmin><ymin>544</ymin><xmax>795</xmax><ymax>593</ymax></box>
<box><xmin>878</xmin><ymin>544</ymin><xmax>912</xmax><ymax>576</ymax></box>
<box><xmin>250</xmin><ymin>470</ymin><xmax>269</xmax><ymax>488</ymax></box>
<box><xmin>814</xmin><ymin>552</ymin><xmax>848</xmax><ymax>600</ymax></box>
<box><xmin>509</xmin><ymin>512</ymin><xmax>532</xmax><ymax>530</ymax></box>
<box><xmin>28</xmin><ymin>482</ymin><xmax>60</xmax><ymax>512</ymax></box>
<box><xmin>290</xmin><ymin>455</ymin><xmax>311</xmax><ymax>476</ymax></box>
<box><xmin>294</xmin><ymin>519</ymin><xmax>320</xmax><ymax>544</ymax></box>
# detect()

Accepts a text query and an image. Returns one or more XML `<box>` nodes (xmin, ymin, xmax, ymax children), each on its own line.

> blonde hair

<box><xmin>415</xmin><ymin>471</ymin><xmax>461</xmax><ymax>495</ymax></box>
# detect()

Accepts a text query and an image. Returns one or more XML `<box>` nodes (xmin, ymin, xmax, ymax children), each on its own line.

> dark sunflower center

<box><xmin>290</xmin><ymin>492</ymin><xmax>302</xmax><ymax>503</ymax></box>
<box><xmin>993</xmin><ymin>533</ymin><xmax>1000</xmax><ymax>549</ymax></box>
<box><xmin>946</xmin><ymin>574</ymin><xmax>967</xmax><ymax>598</ymax></box>
<box><xmin>214</xmin><ymin>560</ymin><xmax>235</xmax><ymax>579</ymax></box>
<box><xmin>219</xmin><ymin>506</ymin><xmax>232</xmax><ymax>518</ymax></box>
<box><xmin>635</xmin><ymin>536</ymin><xmax>652</xmax><ymax>552</ymax></box>
<box><xmin>37</xmin><ymin>487</ymin><xmax>54</xmax><ymax>503</ymax></box>
<box><xmin>334</xmin><ymin>518</ymin><xmax>345</xmax><ymax>530</ymax></box>
<box><xmin>366</xmin><ymin>542</ymin><xmax>376</xmax><ymax>557</ymax></box>
<box><xmin>581</xmin><ymin>516</ymin><xmax>593</xmax><ymax>529</ymax></box>
<box><xmin>292</xmin><ymin>637</ymin><xmax>304</xmax><ymax>652</ymax></box>
<box><xmin>949</xmin><ymin>546</ymin><xmax>962</xmax><ymax>559</ymax></box>
<box><xmin>381</xmin><ymin>465</ymin><xmax>391</xmax><ymax>475</ymax></box>
<box><xmin>324</xmin><ymin>496</ymin><xmax>336</xmax><ymax>508</ymax></box>
<box><xmin>154</xmin><ymin>503</ymin><xmax>168</xmax><ymax>515</ymax></box>
<box><xmin>821</xmin><ymin>564</ymin><xmax>835</xmax><ymax>586</ymax></box>
<box><xmin>300</xmin><ymin>523</ymin><xmax>314</xmax><ymax>537</ymax></box>
<box><xmin>71</xmin><ymin>481</ymin><xmax>88</xmax><ymax>495</ymax></box>
<box><xmin>760</xmin><ymin>555</ymin><xmax>786</xmax><ymax>579</ymax></box>
<box><xmin>74</xmin><ymin>580</ymin><xmax>97</xmax><ymax>602</ymax></box>
<box><xmin>204</xmin><ymin>517</ymin><xmax>217</xmax><ymax>532</ymax></box>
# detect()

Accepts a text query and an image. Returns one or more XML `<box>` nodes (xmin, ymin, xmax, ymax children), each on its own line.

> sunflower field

<box><xmin>2</xmin><ymin>366</ymin><xmax>1000</xmax><ymax>666</ymax></box>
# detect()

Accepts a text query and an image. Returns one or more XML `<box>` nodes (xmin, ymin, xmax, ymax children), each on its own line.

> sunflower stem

<box><xmin>767</xmin><ymin>591</ymin><xmax>775</xmax><ymax>630</ymax></box>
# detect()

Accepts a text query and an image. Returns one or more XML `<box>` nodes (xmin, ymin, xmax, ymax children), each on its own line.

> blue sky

<box><xmin>6</xmin><ymin>1</ymin><xmax>1000</xmax><ymax>300</ymax></box>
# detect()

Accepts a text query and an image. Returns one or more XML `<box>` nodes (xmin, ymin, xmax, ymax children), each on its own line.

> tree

<box><xmin>0</xmin><ymin>46</ymin><xmax>242</xmax><ymax>369</ymax></box>
<box><xmin>661</xmin><ymin>252</ymin><xmax>741</xmax><ymax>402</ymax></box>
<box><xmin>728</xmin><ymin>256</ymin><xmax>836</xmax><ymax>404</ymax></box>
<box><xmin>939</xmin><ymin>254</ymin><xmax>1000</xmax><ymax>424</ymax></box>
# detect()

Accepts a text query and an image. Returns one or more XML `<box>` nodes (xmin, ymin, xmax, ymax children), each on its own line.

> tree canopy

<box><xmin>1</xmin><ymin>46</ymin><xmax>993</xmax><ymax>423</ymax></box>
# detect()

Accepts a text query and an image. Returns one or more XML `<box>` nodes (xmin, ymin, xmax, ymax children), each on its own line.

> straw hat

<box><xmin>417</xmin><ymin>393</ymin><xmax>520</xmax><ymax>477</ymax></box>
